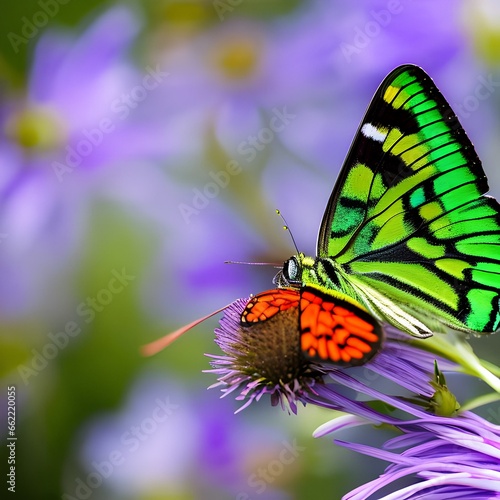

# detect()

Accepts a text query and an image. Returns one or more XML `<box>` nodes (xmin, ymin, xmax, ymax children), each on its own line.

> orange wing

<box><xmin>241</xmin><ymin>289</ymin><xmax>300</xmax><ymax>324</ymax></box>
<box><xmin>240</xmin><ymin>286</ymin><xmax>382</xmax><ymax>367</ymax></box>
<box><xmin>299</xmin><ymin>286</ymin><xmax>382</xmax><ymax>366</ymax></box>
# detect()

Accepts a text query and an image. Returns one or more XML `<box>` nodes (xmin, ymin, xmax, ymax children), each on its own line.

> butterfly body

<box><xmin>242</xmin><ymin>64</ymin><xmax>500</xmax><ymax>367</ymax></box>
<box><xmin>276</xmin><ymin>253</ymin><xmax>437</xmax><ymax>339</ymax></box>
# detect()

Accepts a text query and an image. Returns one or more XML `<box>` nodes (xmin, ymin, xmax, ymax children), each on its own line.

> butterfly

<box><xmin>143</xmin><ymin>64</ymin><xmax>500</xmax><ymax>369</ymax></box>
<box><xmin>240</xmin><ymin>64</ymin><xmax>500</xmax><ymax>367</ymax></box>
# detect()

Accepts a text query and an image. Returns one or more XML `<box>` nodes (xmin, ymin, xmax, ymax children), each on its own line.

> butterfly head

<box><xmin>273</xmin><ymin>253</ymin><xmax>305</xmax><ymax>289</ymax></box>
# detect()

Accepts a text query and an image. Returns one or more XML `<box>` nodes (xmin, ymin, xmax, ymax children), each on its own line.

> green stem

<box><xmin>411</xmin><ymin>333</ymin><xmax>500</xmax><ymax>394</ymax></box>
<box><xmin>460</xmin><ymin>392</ymin><xmax>500</xmax><ymax>412</ymax></box>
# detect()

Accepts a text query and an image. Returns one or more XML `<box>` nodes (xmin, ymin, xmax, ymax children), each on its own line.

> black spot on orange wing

<box><xmin>299</xmin><ymin>287</ymin><xmax>383</xmax><ymax>367</ymax></box>
<box><xmin>241</xmin><ymin>289</ymin><xmax>300</xmax><ymax>325</ymax></box>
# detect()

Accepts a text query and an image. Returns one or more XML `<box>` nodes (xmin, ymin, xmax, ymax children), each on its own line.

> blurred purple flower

<box><xmin>150</xmin><ymin>4</ymin><xmax>359</xmax><ymax>183</ymax></box>
<box><xmin>152</xmin><ymin>14</ymin><xmax>330</xmax><ymax>151</ymax></box>
<box><xmin>0</xmin><ymin>6</ymin><xmax>170</xmax><ymax>317</ymax></box>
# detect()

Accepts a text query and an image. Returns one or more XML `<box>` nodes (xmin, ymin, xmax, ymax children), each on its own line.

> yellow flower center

<box><xmin>212</xmin><ymin>35</ymin><xmax>262</xmax><ymax>82</ymax></box>
<box><xmin>5</xmin><ymin>105</ymin><xmax>67</xmax><ymax>151</ymax></box>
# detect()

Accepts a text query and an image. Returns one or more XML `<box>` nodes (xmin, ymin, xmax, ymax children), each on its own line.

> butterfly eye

<box><xmin>284</xmin><ymin>257</ymin><xmax>301</xmax><ymax>284</ymax></box>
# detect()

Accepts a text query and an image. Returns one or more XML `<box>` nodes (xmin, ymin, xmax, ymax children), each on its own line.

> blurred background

<box><xmin>1</xmin><ymin>1</ymin><xmax>500</xmax><ymax>499</ymax></box>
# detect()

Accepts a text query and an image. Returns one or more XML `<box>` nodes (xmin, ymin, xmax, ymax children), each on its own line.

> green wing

<box><xmin>317</xmin><ymin>64</ymin><xmax>500</xmax><ymax>335</ymax></box>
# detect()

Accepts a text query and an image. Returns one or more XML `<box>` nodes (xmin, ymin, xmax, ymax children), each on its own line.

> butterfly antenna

<box><xmin>276</xmin><ymin>209</ymin><xmax>300</xmax><ymax>254</ymax></box>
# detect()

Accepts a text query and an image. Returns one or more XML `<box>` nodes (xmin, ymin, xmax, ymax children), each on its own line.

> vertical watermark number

<box><xmin>6</xmin><ymin>386</ymin><xmax>16</xmax><ymax>493</ymax></box>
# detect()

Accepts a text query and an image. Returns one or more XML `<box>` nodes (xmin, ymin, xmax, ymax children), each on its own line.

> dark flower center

<box><xmin>232</xmin><ymin>306</ymin><xmax>314</xmax><ymax>387</ymax></box>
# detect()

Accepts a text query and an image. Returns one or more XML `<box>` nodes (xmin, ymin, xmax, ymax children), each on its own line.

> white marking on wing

<box><xmin>361</xmin><ymin>123</ymin><xmax>387</xmax><ymax>143</ymax></box>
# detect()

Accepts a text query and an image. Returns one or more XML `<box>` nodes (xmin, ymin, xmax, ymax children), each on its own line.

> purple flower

<box><xmin>206</xmin><ymin>297</ymin><xmax>323</xmax><ymax>414</ymax></box>
<box><xmin>0</xmin><ymin>7</ymin><xmax>170</xmax><ymax>317</ymax></box>
<box><xmin>206</xmin><ymin>296</ymin><xmax>460</xmax><ymax>415</ymax></box>
<box><xmin>151</xmin><ymin>13</ymin><xmax>341</xmax><ymax>146</ymax></box>
<box><xmin>316</xmin><ymin>406</ymin><xmax>500</xmax><ymax>499</ymax></box>
<box><xmin>146</xmin><ymin>9</ymin><xmax>355</xmax><ymax>247</ymax></box>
